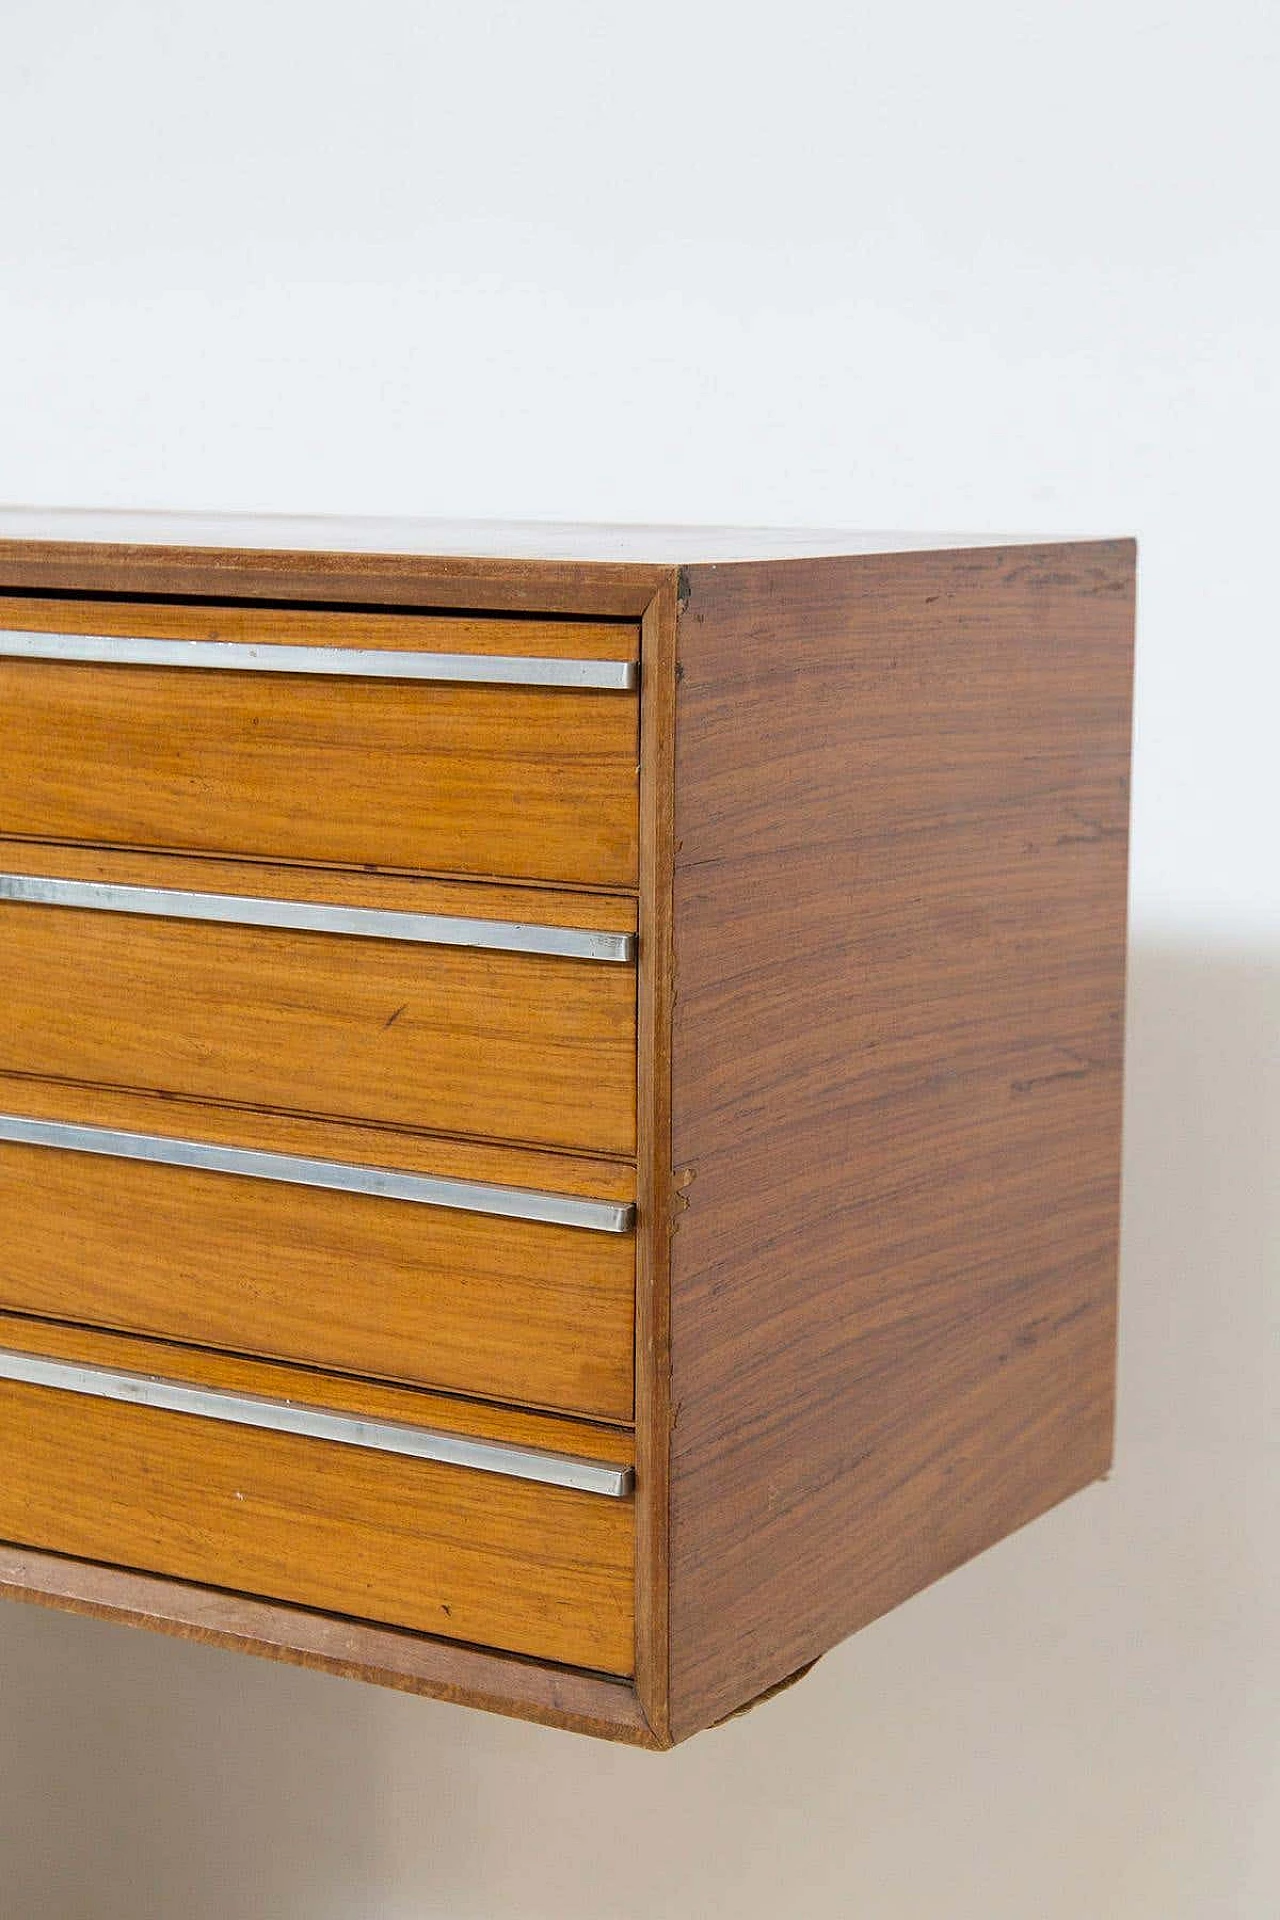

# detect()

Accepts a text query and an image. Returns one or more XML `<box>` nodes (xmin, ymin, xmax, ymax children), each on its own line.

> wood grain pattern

<box><xmin>0</xmin><ymin>1347</ymin><xmax>634</xmax><ymax>1675</ymax></box>
<box><xmin>0</xmin><ymin>1313</ymin><xmax>634</xmax><ymax>1462</ymax></box>
<box><xmin>0</xmin><ymin>594</ymin><xmax>638</xmax><ymax>660</ymax></box>
<box><xmin>0</xmin><ymin>1543</ymin><xmax>660</xmax><ymax>1745</ymax></box>
<box><xmin>0</xmin><ymin>653</ymin><xmax>638</xmax><ymax>886</ymax></box>
<box><xmin>0</xmin><ymin>841</ymin><xmax>638</xmax><ymax>930</ymax></box>
<box><xmin>0</xmin><ymin>1137</ymin><xmax>635</xmax><ymax>1421</ymax></box>
<box><xmin>0</xmin><ymin>1082</ymin><xmax>633</xmax><ymax>1198</ymax></box>
<box><xmin>0</xmin><ymin>880</ymin><xmax>637</xmax><ymax>1155</ymax></box>
<box><xmin>664</xmin><ymin>541</ymin><xmax>1135</xmax><ymax>1739</ymax></box>
<box><xmin>632</xmin><ymin>580</ymin><xmax>679</xmax><ymax>1743</ymax></box>
<box><xmin>0</xmin><ymin>525</ymin><xmax>671</xmax><ymax>618</ymax></box>
<box><xmin>0</xmin><ymin>1078</ymin><xmax>636</xmax><ymax>1201</ymax></box>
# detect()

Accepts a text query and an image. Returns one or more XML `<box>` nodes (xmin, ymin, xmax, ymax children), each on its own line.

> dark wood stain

<box><xmin>665</xmin><ymin>542</ymin><xmax>1134</xmax><ymax>1740</ymax></box>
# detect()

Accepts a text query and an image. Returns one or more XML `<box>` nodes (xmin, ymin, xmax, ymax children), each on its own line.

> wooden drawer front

<box><xmin>0</xmin><ymin>1116</ymin><xmax>634</xmax><ymax>1421</ymax></box>
<box><xmin>0</xmin><ymin>874</ymin><xmax>637</xmax><ymax>1156</ymax></box>
<box><xmin>0</xmin><ymin>1331</ymin><xmax>634</xmax><ymax>1674</ymax></box>
<box><xmin>0</xmin><ymin>600</ymin><xmax>639</xmax><ymax>887</ymax></box>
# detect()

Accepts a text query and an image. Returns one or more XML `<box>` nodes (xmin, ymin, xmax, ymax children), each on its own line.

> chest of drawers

<box><xmin>0</xmin><ymin>512</ymin><xmax>1135</xmax><ymax>1747</ymax></box>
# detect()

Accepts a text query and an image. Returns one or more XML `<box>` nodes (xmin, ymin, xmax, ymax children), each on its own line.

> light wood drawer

<box><xmin>0</xmin><ymin>1319</ymin><xmax>634</xmax><ymax>1674</ymax></box>
<box><xmin>0</xmin><ymin>1107</ymin><xmax>634</xmax><ymax>1421</ymax></box>
<box><xmin>0</xmin><ymin>598</ymin><xmax>639</xmax><ymax>887</ymax></box>
<box><xmin>0</xmin><ymin>854</ymin><xmax>637</xmax><ymax>1156</ymax></box>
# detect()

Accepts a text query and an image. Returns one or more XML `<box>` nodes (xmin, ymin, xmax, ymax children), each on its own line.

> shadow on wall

<box><xmin>0</xmin><ymin>933</ymin><xmax>1277</xmax><ymax>1920</ymax></box>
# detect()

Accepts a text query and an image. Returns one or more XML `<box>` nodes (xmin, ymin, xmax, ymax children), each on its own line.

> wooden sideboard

<box><xmin>0</xmin><ymin>512</ymin><xmax>1135</xmax><ymax>1746</ymax></box>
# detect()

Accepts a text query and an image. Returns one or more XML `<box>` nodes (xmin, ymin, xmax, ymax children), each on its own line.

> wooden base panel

<box><xmin>0</xmin><ymin>1544</ymin><xmax>664</xmax><ymax>1747</ymax></box>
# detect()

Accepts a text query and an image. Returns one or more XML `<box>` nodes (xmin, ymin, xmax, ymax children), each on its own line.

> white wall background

<box><xmin>1</xmin><ymin>3</ymin><xmax>1277</xmax><ymax>1914</ymax></box>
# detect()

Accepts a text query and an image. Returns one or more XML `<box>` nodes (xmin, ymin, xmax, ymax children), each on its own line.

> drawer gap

<box><xmin>0</xmin><ymin>1312</ymin><xmax>637</xmax><ymax>1458</ymax></box>
<box><xmin>0</xmin><ymin>1073</ymin><xmax>638</xmax><ymax>1195</ymax></box>
<box><xmin>0</xmin><ymin>835</ymin><xmax>644</xmax><ymax>898</ymax></box>
<box><xmin>0</xmin><ymin>584</ymin><xmax>642</xmax><ymax>630</ymax></box>
<box><xmin>0</xmin><ymin>1308</ymin><xmax>641</xmax><ymax>1437</ymax></box>
<box><xmin>0</xmin><ymin>1069</ymin><xmax>639</xmax><ymax>1166</ymax></box>
<box><xmin>0</xmin><ymin>1536</ymin><xmax>637</xmax><ymax>1687</ymax></box>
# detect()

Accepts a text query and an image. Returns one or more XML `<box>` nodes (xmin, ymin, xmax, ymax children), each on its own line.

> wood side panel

<box><xmin>0</xmin><ymin>596</ymin><xmax>638</xmax><ymax>660</ymax></box>
<box><xmin>0</xmin><ymin>1382</ymin><xmax>634</xmax><ymax>1674</ymax></box>
<box><xmin>0</xmin><ymin>1141</ymin><xmax>634</xmax><ymax>1421</ymax></box>
<box><xmin>0</xmin><ymin>899</ymin><xmax>637</xmax><ymax>1155</ymax></box>
<box><xmin>0</xmin><ymin>1543</ymin><xmax>659</xmax><ymax>1745</ymax></box>
<box><xmin>666</xmin><ymin>542</ymin><xmax>1135</xmax><ymax>1740</ymax></box>
<box><xmin>632</xmin><ymin>579</ymin><xmax>680</xmax><ymax>1744</ymax></box>
<box><xmin>0</xmin><ymin>662</ymin><xmax>638</xmax><ymax>886</ymax></box>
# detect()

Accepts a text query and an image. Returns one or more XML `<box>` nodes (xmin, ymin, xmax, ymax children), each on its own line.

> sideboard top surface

<box><xmin>0</xmin><ymin>506</ymin><xmax>1109</xmax><ymax>567</ymax></box>
<box><xmin>0</xmin><ymin>509</ymin><xmax>1133</xmax><ymax>620</ymax></box>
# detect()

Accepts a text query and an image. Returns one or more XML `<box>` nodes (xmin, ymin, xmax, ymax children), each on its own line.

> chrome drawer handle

<box><xmin>0</xmin><ymin>1114</ymin><xmax>634</xmax><ymax>1234</ymax></box>
<box><xmin>0</xmin><ymin>629</ymin><xmax>638</xmax><ymax>691</ymax></box>
<box><xmin>0</xmin><ymin>1347</ymin><xmax>634</xmax><ymax>1497</ymax></box>
<box><xmin>0</xmin><ymin>874</ymin><xmax>635</xmax><ymax>964</ymax></box>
